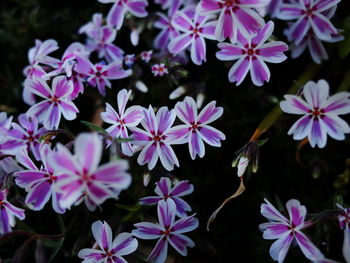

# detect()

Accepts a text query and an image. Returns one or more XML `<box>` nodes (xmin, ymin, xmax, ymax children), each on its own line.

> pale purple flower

<box><xmin>124</xmin><ymin>54</ymin><xmax>136</xmax><ymax>67</ymax></box>
<box><xmin>156</xmin><ymin>0</ymin><xmax>184</xmax><ymax>16</ymax></box>
<box><xmin>98</xmin><ymin>0</ymin><xmax>148</xmax><ymax>30</ymax></box>
<box><xmin>79</xmin><ymin>13</ymin><xmax>103</xmax><ymax>40</ymax></box>
<box><xmin>280</xmin><ymin>79</ymin><xmax>350</xmax><ymax>148</ymax></box>
<box><xmin>168</xmin><ymin>10</ymin><xmax>216</xmax><ymax>65</ymax></box>
<box><xmin>25</xmin><ymin>39</ymin><xmax>60</xmax><ymax>69</ymax></box>
<box><xmin>277</xmin><ymin>0</ymin><xmax>340</xmax><ymax>44</ymax></box>
<box><xmin>78</xmin><ymin>220</ymin><xmax>138</xmax><ymax>263</ymax></box>
<box><xmin>267</xmin><ymin>0</ymin><xmax>283</xmax><ymax>18</ymax></box>
<box><xmin>14</xmin><ymin>145</ymin><xmax>65</xmax><ymax>213</ymax></box>
<box><xmin>151</xmin><ymin>64</ymin><xmax>169</xmax><ymax>77</ymax></box>
<box><xmin>141</xmin><ymin>50</ymin><xmax>153</xmax><ymax>62</ymax></box>
<box><xmin>131</xmin><ymin>106</ymin><xmax>179</xmax><ymax>171</ymax></box>
<box><xmin>132</xmin><ymin>199</ymin><xmax>198</xmax><ymax>263</ymax></box>
<box><xmin>0</xmin><ymin>189</ymin><xmax>25</xmax><ymax>235</ymax></box>
<box><xmin>75</xmin><ymin>56</ymin><xmax>132</xmax><ymax>96</ymax></box>
<box><xmin>168</xmin><ymin>96</ymin><xmax>225</xmax><ymax>160</ymax></box>
<box><xmin>216</xmin><ymin>21</ymin><xmax>289</xmax><ymax>86</ymax></box>
<box><xmin>101</xmin><ymin>89</ymin><xmax>144</xmax><ymax>156</ymax></box>
<box><xmin>48</xmin><ymin>133</ymin><xmax>131</xmax><ymax>211</ymax></box>
<box><xmin>7</xmin><ymin>114</ymin><xmax>46</xmax><ymax>161</ymax></box>
<box><xmin>197</xmin><ymin>0</ymin><xmax>270</xmax><ymax>43</ymax></box>
<box><xmin>26</xmin><ymin>76</ymin><xmax>79</xmax><ymax>129</ymax></box>
<box><xmin>139</xmin><ymin>177</ymin><xmax>194</xmax><ymax>217</ymax></box>
<box><xmin>337</xmin><ymin>204</ymin><xmax>350</xmax><ymax>263</ymax></box>
<box><xmin>260</xmin><ymin>198</ymin><xmax>324</xmax><ymax>263</ymax></box>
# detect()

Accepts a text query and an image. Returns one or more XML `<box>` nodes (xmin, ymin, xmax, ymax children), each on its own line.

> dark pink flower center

<box><xmin>162</xmin><ymin>228</ymin><xmax>171</xmax><ymax>236</ymax></box>
<box><xmin>242</xmin><ymin>44</ymin><xmax>260</xmax><ymax>60</ymax></box>
<box><xmin>309</xmin><ymin>107</ymin><xmax>325</xmax><ymax>117</ymax></box>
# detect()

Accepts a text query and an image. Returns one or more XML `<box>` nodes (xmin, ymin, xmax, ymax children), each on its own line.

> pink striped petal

<box><xmin>168</xmin><ymin>233</ymin><xmax>194</xmax><ymax>256</ymax></box>
<box><xmin>92</xmin><ymin>221</ymin><xmax>112</xmax><ymax>251</ymax></box>
<box><xmin>259</xmin><ymin>41</ymin><xmax>289</xmax><ymax>63</ymax></box>
<box><xmin>158</xmin><ymin>199</ymin><xmax>176</xmax><ymax>228</ymax></box>
<box><xmin>288</xmin><ymin>115</ymin><xmax>313</xmax><ymax>140</ymax></box>
<box><xmin>269</xmin><ymin>232</ymin><xmax>294</xmax><ymax>262</ymax></box>
<box><xmin>323</xmin><ymin>92</ymin><xmax>350</xmax><ymax>114</ymax></box>
<box><xmin>127</xmin><ymin>0</ymin><xmax>148</xmax><ymax>17</ymax></box>
<box><xmin>171</xmin><ymin>181</ymin><xmax>193</xmax><ymax>196</ymax></box>
<box><xmin>75</xmin><ymin>133</ymin><xmax>102</xmax><ymax>173</ymax></box>
<box><xmin>147</xmin><ymin>237</ymin><xmax>168</xmax><ymax>263</ymax></box>
<box><xmin>260</xmin><ymin>222</ymin><xmax>290</xmax><ymax>239</ymax></box>
<box><xmin>189</xmin><ymin>130</ymin><xmax>205</xmax><ymax>159</ymax></box>
<box><xmin>215</xmin><ymin>9</ymin><xmax>236</xmax><ymax>42</ymax></box>
<box><xmin>137</xmin><ymin>142</ymin><xmax>158</xmax><ymax>170</ymax></box>
<box><xmin>117</xmin><ymin>89</ymin><xmax>131</xmax><ymax>115</ymax></box>
<box><xmin>261</xmin><ymin>198</ymin><xmax>289</xmax><ymax>224</ymax></box>
<box><xmin>198</xmin><ymin>101</ymin><xmax>223</xmax><ymax>124</ymax></box>
<box><xmin>52</xmin><ymin>76</ymin><xmax>73</xmax><ymax>98</ymax></box>
<box><xmin>155</xmin><ymin>177</ymin><xmax>171</xmax><ymax>196</ymax></box>
<box><xmin>198</xmin><ymin>125</ymin><xmax>225</xmax><ymax>147</ymax></box>
<box><xmin>236</xmin><ymin>7</ymin><xmax>265</xmax><ymax>37</ymax></box>
<box><xmin>228</xmin><ymin>57</ymin><xmax>250</xmax><ymax>85</ymax></box>
<box><xmin>308</xmin><ymin>118</ymin><xmax>327</xmax><ymax>148</ymax></box>
<box><xmin>295</xmin><ymin>231</ymin><xmax>324</xmax><ymax>261</ymax></box>
<box><xmin>156</xmin><ymin>107</ymin><xmax>176</xmax><ymax>134</ymax></box>
<box><xmin>168</xmin><ymin>33</ymin><xmax>193</xmax><ymax>55</ymax></box>
<box><xmin>112</xmin><ymin>232</ymin><xmax>138</xmax><ymax>255</ymax></box>
<box><xmin>286</xmin><ymin>199</ymin><xmax>306</xmax><ymax>227</ymax></box>
<box><xmin>172</xmin><ymin>214</ymin><xmax>198</xmax><ymax>233</ymax></box>
<box><xmin>250</xmin><ymin>58</ymin><xmax>270</xmax><ymax>86</ymax></box>
<box><xmin>216</xmin><ymin>43</ymin><xmax>244</xmax><ymax>61</ymax></box>
<box><xmin>288</xmin><ymin>17</ymin><xmax>310</xmax><ymax>45</ymax></box>
<box><xmin>141</xmin><ymin>106</ymin><xmax>158</xmax><ymax>133</ymax></box>
<box><xmin>25</xmin><ymin>180</ymin><xmax>52</xmax><ymax>210</ymax></box>
<box><xmin>93</xmin><ymin>161</ymin><xmax>131</xmax><ymax>189</ymax></box>
<box><xmin>280</xmin><ymin>95</ymin><xmax>311</xmax><ymax>114</ymax></box>
<box><xmin>310</xmin><ymin>14</ymin><xmax>337</xmax><ymax>41</ymax></box>
<box><xmin>157</xmin><ymin>143</ymin><xmax>179</xmax><ymax>171</ymax></box>
<box><xmin>132</xmin><ymin>222</ymin><xmax>163</xmax><ymax>239</ymax></box>
<box><xmin>191</xmin><ymin>36</ymin><xmax>206</xmax><ymax>65</ymax></box>
<box><xmin>321</xmin><ymin>115</ymin><xmax>350</xmax><ymax>140</ymax></box>
<box><xmin>107</xmin><ymin>2</ymin><xmax>128</xmax><ymax>30</ymax></box>
<box><xmin>278</xmin><ymin>5</ymin><xmax>304</xmax><ymax>20</ymax></box>
<box><xmin>123</xmin><ymin>106</ymin><xmax>144</xmax><ymax>126</ymax></box>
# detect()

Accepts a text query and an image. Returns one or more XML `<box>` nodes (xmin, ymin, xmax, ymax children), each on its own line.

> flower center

<box><xmin>242</xmin><ymin>44</ymin><xmax>260</xmax><ymax>60</ymax></box>
<box><xmin>162</xmin><ymin>228</ymin><xmax>171</xmax><ymax>236</ymax></box>
<box><xmin>310</xmin><ymin>107</ymin><xmax>324</xmax><ymax>117</ymax></box>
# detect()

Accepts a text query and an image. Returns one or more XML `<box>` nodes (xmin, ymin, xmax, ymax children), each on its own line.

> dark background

<box><xmin>0</xmin><ymin>0</ymin><xmax>350</xmax><ymax>262</ymax></box>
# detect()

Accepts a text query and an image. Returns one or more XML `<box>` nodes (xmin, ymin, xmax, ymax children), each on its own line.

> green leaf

<box><xmin>116</xmin><ymin>137</ymin><xmax>134</xmax><ymax>143</ymax></box>
<box><xmin>80</xmin><ymin>121</ymin><xmax>107</xmax><ymax>134</ymax></box>
<box><xmin>48</xmin><ymin>238</ymin><xmax>64</xmax><ymax>263</ymax></box>
<box><xmin>256</xmin><ymin>138</ymin><xmax>269</xmax><ymax>147</ymax></box>
<box><xmin>116</xmin><ymin>203</ymin><xmax>141</xmax><ymax>212</ymax></box>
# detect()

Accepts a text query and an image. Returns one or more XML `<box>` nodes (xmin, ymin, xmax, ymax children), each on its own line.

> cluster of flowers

<box><xmin>102</xmin><ymin>89</ymin><xmax>226</xmax><ymax>171</ymax></box>
<box><xmin>260</xmin><ymin>198</ymin><xmax>350</xmax><ymax>263</ymax></box>
<box><xmin>78</xmin><ymin>177</ymin><xmax>198</xmax><ymax>263</ymax></box>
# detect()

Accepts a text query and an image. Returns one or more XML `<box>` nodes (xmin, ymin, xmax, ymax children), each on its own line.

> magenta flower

<box><xmin>168</xmin><ymin>10</ymin><xmax>216</xmax><ymax>65</ymax></box>
<box><xmin>132</xmin><ymin>199</ymin><xmax>198</xmax><ymax>263</ymax></box>
<box><xmin>101</xmin><ymin>89</ymin><xmax>144</xmax><ymax>156</ymax></box>
<box><xmin>141</xmin><ymin>50</ymin><xmax>153</xmax><ymax>62</ymax></box>
<box><xmin>124</xmin><ymin>54</ymin><xmax>136</xmax><ymax>67</ymax></box>
<box><xmin>25</xmin><ymin>76</ymin><xmax>79</xmax><ymax>129</ymax></box>
<box><xmin>277</xmin><ymin>0</ymin><xmax>340</xmax><ymax>44</ymax></box>
<box><xmin>14</xmin><ymin>145</ymin><xmax>65</xmax><ymax>213</ymax></box>
<box><xmin>78</xmin><ymin>220</ymin><xmax>138</xmax><ymax>263</ymax></box>
<box><xmin>49</xmin><ymin>133</ymin><xmax>131</xmax><ymax>211</ymax></box>
<box><xmin>216</xmin><ymin>21</ymin><xmax>288</xmax><ymax>86</ymax></box>
<box><xmin>197</xmin><ymin>0</ymin><xmax>269</xmax><ymax>43</ymax></box>
<box><xmin>7</xmin><ymin>114</ymin><xmax>46</xmax><ymax>161</ymax></box>
<box><xmin>139</xmin><ymin>177</ymin><xmax>194</xmax><ymax>217</ymax></box>
<box><xmin>168</xmin><ymin>96</ymin><xmax>225</xmax><ymax>160</ymax></box>
<box><xmin>280</xmin><ymin>79</ymin><xmax>350</xmax><ymax>148</ymax></box>
<box><xmin>75</xmin><ymin>56</ymin><xmax>131</xmax><ymax>96</ymax></box>
<box><xmin>260</xmin><ymin>198</ymin><xmax>324</xmax><ymax>263</ymax></box>
<box><xmin>337</xmin><ymin>204</ymin><xmax>350</xmax><ymax>263</ymax></box>
<box><xmin>131</xmin><ymin>106</ymin><xmax>179</xmax><ymax>171</ymax></box>
<box><xmin>151</xmin><ymin>64</ymin><xmax>169</xmax><ymax>77</ymax></box>
<box><xmin>0</xmin><ymin>189</ymin><xmax>25</xmax><ymax>235</ymax></box>
<box><xmin>98</xmin><ymin>0</ymin><xmax>148</xmax><ymax>30</ymax></box>
<box><xmin>25</xmin><ymin>39</ymin><xmax>60</xmax><ymax>68</ymax></box>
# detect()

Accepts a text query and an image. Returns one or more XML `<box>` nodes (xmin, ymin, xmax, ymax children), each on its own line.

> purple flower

<box><xmin>0</xmin><ymin>189</ymin><xmax>25</xmax><ymax>235</ymax></box>
<box><xmin>280</xmin><ymin>79</ymin><xmax>350</xmax><ymax>148</ymax></box>
<box><xmin>101</xmin><ymin>89</ymin><xmax>144</xmax><ymax>156</ymax></box>
<box><xmin>79</xmin><ymin>13</ymin><xmax>104</xmax><ymax>40</ymax></box>
<box><xmin>168</xmin><ymin>96</ymin><xmax>225</xmax><ymax>160</ymax></box>
<box><xmin>337</xmin><ymin>204</ymin><xmax>350</xmax><ymax>263</ymax></box>
<box><xmin>48</xmin><ymin>133</ymin><xmax>132</xmax><ymax>211</ymax></box>
<box><xmin>277</xmin><ymin>0</ymin><xmax>340</xmax><ymax>44</ymax></box>
<box><xmin>132</xmin><ymin>199</ymin><xmax>198</xmax><ymax>263</ymax></box>
<box><xmin>216</xmin><ymin>21</ymin><xmax>289</xmax><ymax>86</ymax></box>
<box><xmin>25</xmin><ymin>76</ymin><xmax>79</xmax><ymax>129</ymax></box>
<box><xmin>75</xmin><ymin>56</ymin><xmax>131</xmax><ymax>96</ymax></box>
<box><xmin>140</xmin><ymin>177</ymin><xmax>194</xmax><ymax>217</ymax></box>
<box><xmin>259</xmin><ymin>198</ymin><xmax>324</xmax><ymax>263</ymax></box>
<box><xmin>14</xmin><ymin>145</ymin><xmax>65</xmax><ymax>213</ymax></box>
<box><xmin>98</xmin><ymin>0</ymin><xmax>148</xmax><ymax>30</ymax></box>
<box><xmin>124</xmin><ymin>54</ymin><xmax>136</xmax><ymax>67</ymax></box>
<box><xmin>78</xmin><ymin>220</ymin><xmax>138</xmax><ymax>263</ymax></box>
<box><xmin>131</xmin><ymin>106</ymin><xmax>179</xmax><ymax>171</ymax></box>
<box><xmin>151</xmin><ymin>64</ymin><xmax>169</xmax><ymax>76</ymax></box>
<box><xmin>141</xmin><ymin>50</ymin><xmax>153</xmax><ymax>62</ymax></box>
<box><xmin>168</xmin><ymin>10</ymin><xmax>216</xmax><ymax>65</ymax></box>
<box><xmin>7</xmin><ymin>114</ymin><xmax>46</xmax><ymax>161</ymax></box>
<box><xmin>25</xmin><ymin>39</ymin><xmax>60</xmax><ymax>68</ymax></box>
<box><xmin>197</xmin><ymin>0</ymin><xmax>270</xmax><ymax>43</ymax></box>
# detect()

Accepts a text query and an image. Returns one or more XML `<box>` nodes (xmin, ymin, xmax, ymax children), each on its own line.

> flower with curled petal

<box><xmin>131</xmin><ymin>106</ymin><xmax>179</xmax><ymax>171</ymax></box>
<box><xmin>0</xmin><ymin>189</ymin><xmax>25</xmax><ymax>235</ymax></box>
<box><xmin>216</xmin><ymin>21</ymin><xmax>288</xmax><ymax>86</ymax></box>
<box><xmin>139</xmin><ymin>177</ymin><xmax>194</xmax><ymax>217</ymax></box>
<box><xmin>197</xmin><ymin>0</ymin><xmax>270</xmax><ymax>43</ymax></box>
<box><xmin>48</xmin><ymin>133</ymin><xmax>131</xmax><ymax>211</ymax></box>
<box><xmin>259</xmin><ymin>198</ymin><xmax>324</xmax><ymax>263</ymax></box>
<box><xmin>98</xmin><ymin>0</ymin><xmax>148</xmax><ymax>30</ymax></box>
<box><xmin>132</xmin><ymin>199</ymin><xmax>198</xmax><ymax>263</ymax></box>
<box><xmin>25</xmin><ymin>76</ymin><xmax>79</xmax><ymax>129</ymax></box>
<box><xmin>280</xmin><ymin>79</ymin><xmax>350</xmax><ymax>148</ymax></box>
<box><xmin>168</xmin><ymin>96</ymin><xmax>225</xmax><ymax>160</ymax></box>
<box><xmin>78</xmin><ymin>220</ymin><xmax>138</xmax><ymax>263</ymax></box>
<box><xmin>101</xmin><ymin>89</ymin><xmax>143</xmax><ymax>156</ymax></box>
<box><xmin>337</xmin><ymin>204</ymin><xmax>350</xmax><ymax>263</ymax></box>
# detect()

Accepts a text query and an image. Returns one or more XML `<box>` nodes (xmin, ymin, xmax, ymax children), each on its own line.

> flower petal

<box><xmin>295</xmin><ymin>231</ymin><xmax>324</xmax><ymax>261</ymax></box>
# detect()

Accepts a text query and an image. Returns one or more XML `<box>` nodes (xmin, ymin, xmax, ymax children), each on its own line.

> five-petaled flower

<box><xmin>101</xmin><ymin>89</ymin><xmax>144</xmax><ymax>156</ymax></box>
<box><xmin>98</xmin><ymin>0</ymin><xmax>148</xmax><ymax>30</ymax></box>
<box><xmin>78</xmin><ymin>220</ymin><xmax>138</xmax><ymax>263</ymax></box>
<box><xmin>140</xmin><ymin>177</ymin><xmax>194</xmax><ymax>217</ymax></box>
<box><xmin>151</xmin><ymin>64</ymin><xmax>169</xmax><ymax>76</ymax></box>
<box><xmin>168</xmin><ymin>96</ymin><xmax>225</xmax><ymax>160</ymax></box>
<box><xmin>168</xmin><ymin>9</ymin><xmax>216</xmax><ymax>65</ymax></box>
<box><xmin>216</xmin><ymin>21</ymin><xmax>289</xmax><ymax>86</ymax></box>
<box><xmin>259</xmin><ymin>198</ymin><xmax>324</xmax><ymax>263</ymax></box>
<box><xmin>25</xmin><ymin>76</ymin><xmax>79</xmax><ymax>129</ymax></box>
<box><xmin>0</xmin><ymin>189</ymin><xmax>25</xmax><ymax>235</ymax></box>
<box><xmin>280</xmin><ymin>79</ymin><xmax>350</xmax><ymax>148</ymax></box>
<box><xmin>197</xmin><ymin>0</ymin><xmax>270</xmax><ymax>43</ymax></box>
<box><xmin>48</xmin><ymin>133</ymin><xmax>132</xmax><ymax>211</ymax></box>
<box><xmin>277</xmin><ymin>0</ymin><xmax>340</xmax><ymax>44</ymax></box>
<box><xmin>133</xmin><ymin>199</ymin><xmax>198</xmax><ymax>263</ymax></box>
<box><xmin>131</xmin><ymin>106</ymin><xmax>179</xmax><ymax>171</ymax></box>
